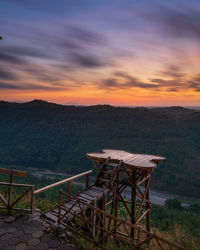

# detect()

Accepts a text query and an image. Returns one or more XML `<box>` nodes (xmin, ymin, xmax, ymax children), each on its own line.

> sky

<box><xmin>1</xmin><ymin>0</ymin><xmax>200</xmax><ymax>106</ymax></box>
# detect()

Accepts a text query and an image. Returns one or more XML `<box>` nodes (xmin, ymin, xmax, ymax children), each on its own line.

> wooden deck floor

<box><xmin>43</xmin><ymin>186</ymin><xmax>106</xmax><ymax>224</ymax></box>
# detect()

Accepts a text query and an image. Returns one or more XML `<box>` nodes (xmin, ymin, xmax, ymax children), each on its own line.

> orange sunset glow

<box><xmin>1</xmin><ymin>1</ymin><xmax>200</xmax><ymax>106</ymax></box>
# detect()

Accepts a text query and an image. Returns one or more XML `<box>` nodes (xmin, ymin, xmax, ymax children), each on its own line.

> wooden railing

<box><xmin>0</xmin><ymin>169</ymin><xmax>92</xmax><ymax>214</ymax></box>
<box><xmin>34</xmin><ymin>170</ymin><xmax>92</xmax><ymax>195</ymax></box>
<box><xmin>0</xmin><ymin>182</ymin><xmax>34</xmax><ymax>213</ymax></box>
<box><xmin>33</xmin><ymin>170</ymin><xmax>92</xmax><ymax>210</ymax></box>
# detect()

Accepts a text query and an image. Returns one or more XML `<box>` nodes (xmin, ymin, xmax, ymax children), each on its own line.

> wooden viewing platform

<box><xmin>0</xmin><ymin>149</ymin><xmax>186</xmax><ymax>249</ymax></box>
<box><xmin>87</xmin><ymin>149</ymin><xmax>165</xmax><ymax>171</ymax></box>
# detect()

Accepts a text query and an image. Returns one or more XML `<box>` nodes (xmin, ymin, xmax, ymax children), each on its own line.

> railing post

<box><xmin>8</xmin><ymin>170</ymin><xmax>13</xmax><ymax>214</ymax></box>
<box><xmin>31</xmin><ymin>186</ymin><xmax>35</xmax><ymax>214</ymax></box>
<box><xmin>58</xmin><ymin>189</ymin><xmax>63</xmax><ymax>224</ymax></box>
<box><xmin>67</xmin><ymin>181</ymin><xmax>71</xmax><ymax>196</ymax></box>
<box><xmin>85</xmin><ymin>173</ymin><xmax>90</xmax><ymax>189</ymax></box>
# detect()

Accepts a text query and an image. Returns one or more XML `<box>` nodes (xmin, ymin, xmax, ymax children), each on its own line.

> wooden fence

<box><xmin>0</xmin><ymin>169</ymin><xmax>92</xmax><ymax>214</ymax></box>
<box><xmin>0</xmin><ymin>182</ymin><xmax>34</xmax><ymax>213</ymax></box>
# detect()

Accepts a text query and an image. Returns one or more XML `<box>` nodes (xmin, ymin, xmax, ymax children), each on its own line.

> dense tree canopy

<box><xmin>0</xmin><ymin>100</ymin><xmax>200</xmax><ymax>198</ymax></box>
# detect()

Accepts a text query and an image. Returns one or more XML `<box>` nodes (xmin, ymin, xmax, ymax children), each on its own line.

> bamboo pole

<box><xmin>131</xmin><ymin>169</ymin><xmax>137</xmax><ymax>240</ymax></box>
<box><xmin>145</xmin><ymin>176</ymin><xmax>150</xmax><ymax>232</ymax></box>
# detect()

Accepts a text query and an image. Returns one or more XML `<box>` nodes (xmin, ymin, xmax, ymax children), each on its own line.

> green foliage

<box><xmin>151</xmin><ymin>204</ymin><xmax>200</xmax><ymax>243</ymax></box>
<box><xmin>165</xmin><ymin>198</ymin><xmax>183</xmax><ymax>210</ymax></box>
<box><xmin>189</xmin><ymin>202</ymin><xmax>200</xmax><ymax>214</ymax></box>
<box><xmin>0</xmin><ymin>101</ymin><xmax>200</xmax><ymax>199</ymax></box>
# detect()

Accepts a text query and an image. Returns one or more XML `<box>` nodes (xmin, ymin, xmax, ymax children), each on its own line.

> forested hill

<box><xmin>0</xmin><ymin>100</ymin><xmax>200</xmax><ymax>198</ymax></box>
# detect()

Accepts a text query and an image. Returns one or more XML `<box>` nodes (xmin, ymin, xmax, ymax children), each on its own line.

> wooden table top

<box><xmin>87</xmin><ymin>149</ymin><xmax>165</xmax><ymax>171</ymax></box>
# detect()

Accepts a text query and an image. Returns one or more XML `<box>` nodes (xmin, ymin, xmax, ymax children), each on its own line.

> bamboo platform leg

<box><xmin>131</xmin><ymin>170</ymin><xmax>137</xmax><ymax>241</ymax></box>
<box><xmin>100</xmin><ymin>194</ymin><xmax>106</xmax><ymax>239</ymax></box>
<box><xmin>145</xmin><ymin>177</ymin><xmax>150</xmax><ymax>232</ymax></box>
<box><xmin>92</xmin><ymin>199</ymin><xmax>97</xmax><ymax>237</ymax></box>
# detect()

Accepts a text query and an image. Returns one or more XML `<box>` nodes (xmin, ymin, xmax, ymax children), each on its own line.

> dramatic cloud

<box><xmin>0</xmin><ymin>81</ymin><xmax>67</xmax><ymax>90</ymax></box>
<box><xmin>102</xmin><ymin>72</ymin><xmax>159</xmax><ymax>90</ymax></box>
<box><xmin>159</xmin><ymin>65</ymin><xmax>185</xmax><ymax>79</ymax></box>
<box><xmin>0</xmin><ymin>51</ymin><xmax>26</xmax><ymax>65</ymax></box>
<box><xmin>0</xmin><ymin>69</ymin><xmax>17</xmax><ymax>80</ymax></box>
<box><xmin>101</xmin><ymin>70</ymin><xmax>200</xmax><ymax>93</ymax></box>
<box><xmin>71</xmin><ymin>53</ymin><xmax>105</xmax><ymax>68</ymax></box>
<box><xmin>3</xmin><ymin>46</ymin><xmax>50</xmax><ymax>59</ymax></box>
<box><xmin>1</xmin><ymin>0</ymin><xmax>200</xmax><ymax>105</ymax></box>
<box><xmin>0</xmin><ymin>82</ymin><xmax>21</xmax><ymax>89</ymax></box>
<box><xmin>68</xmin><ymin>26</ymin><xmax>106</xmax><ymax>46</ymax></box>
<box><xmin>189</xmin><ymin>75</ymin><xmax>200</xmax><ymax>91</ymax></box>
<box><xmin>145</xmin><ymin>5</ymin><xmax>200</xmax><ymax>40</ymax></box>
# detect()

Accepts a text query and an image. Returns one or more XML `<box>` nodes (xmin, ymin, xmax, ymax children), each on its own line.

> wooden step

<box><xmin>83</xmin><ymin>189</ymin><xmax>104</xmax><ymax>199</ymax></box>
<box><xmin>43</xmin><ymin>211</ymin><xmax>58</xmax><ymax>223</ymax></box>
<box><xmin>78</xmin><ymin>193</ymin><xmax>95</xmax><ymax>201</ymax></box>
<box><xmin>43</xmin><ymin>185</ymin><xmax>108</xmax><ymax>225</ymax></box>
<box><xmin>97</xmin><ymin>178</ymin><xmax>110</xmax><ymax>183</ymax></box>
<box><xmin>89</xmin><ymin>186</ymin><xmax>106</xmax><ymax>193</ymax></box>
<box><xmin>106</xmin><ymin>162</ymin><xmax>119</xmax><ymax>167</ymax></box>
<box><xmin>101</xmin><ymin>169</ymin><xmax>114</xmax><ymax>175</ymax></box>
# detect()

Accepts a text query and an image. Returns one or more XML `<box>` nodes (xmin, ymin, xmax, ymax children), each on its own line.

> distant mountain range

<box><xmin>0</xmin><ymin>99</ymin><xmax>199</xmax><ymax>198</ymax></box>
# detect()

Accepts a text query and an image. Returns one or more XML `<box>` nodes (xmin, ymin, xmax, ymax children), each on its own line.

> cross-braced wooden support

<box><xmin>0</xmin><ymin>168</ymin><xmax>34</xmax><ymax>214</ymax></box>
<box><xmin>90</xmin><ymin>154</ymin><xmax>156</xmax><ymax>244</ymax></box>
<box><xmin>92</xmin><ymin>158</ymin><xmax>152</xmax><ymax>240</ymax></box>
<box><xmin>131</xmin><ymin>168</ymin><xmax>151</xmax><ymax>237</ymax></box>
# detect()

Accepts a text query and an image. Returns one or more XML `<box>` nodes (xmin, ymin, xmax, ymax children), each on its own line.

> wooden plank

<box><xmin>83</xmin><ymin>189</ymin><xmax>104</xmax><ymax>199</ymax></box>
<box><xmin>77</xmin><ymin>193</ymin><xmax>94</xmax><ymax>202</ymax></box>
<box><xmin>54</xmin><ymin>204</ymin><xmax>81</xmax><ymax>214</ymax></box>
<box><xmin>76</xmin><ymin>195</ymin><xmax>93</xmax><ymax>203</ymax></box>
<box><xmin>106</xmin><ymin>162</ymin><xmax>119</xmax><ymax>168</ymax></box>
<box><xmin>0</xmin><ymin>182</ymin><xmax>33</xmax><ymax>188</ymax></box>
<box><xmin>44</xmin><ymin>212</ymin><xmax>58</xmax><ymax>223</ymax></box>
<box><xmin>97</xmin><ymin>178</ymin><xmax>110</xmax><ymax>183</ymax></box>
<box><xmin>0</xmin><ymin>168</ymin><xmax>27</xmax><ymax>177</ymax></box>
<box><xmin>87</xmin><ymin>149</ymin><xmax>165</xmax><ymax>170</ymax></box>
<box><xmin>90</xmin><ymin>186</ymin><xmax>105</xmax><ymax>193</ymax></box>
<box><xmin>52</xmin><ymin>206</ymin><xmax>80</xmax><ymax>218</ymax></box>
<box><xmin>62</xmin><ymin>200</ymin><xmax>86</xmax><ymax>212</ymax></box>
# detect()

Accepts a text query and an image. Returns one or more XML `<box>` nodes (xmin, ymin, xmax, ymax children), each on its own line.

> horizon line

<box><xmin>1</xmin><ymin>99</ymin><xmax>200</xmax><ymax>109</ymax></box>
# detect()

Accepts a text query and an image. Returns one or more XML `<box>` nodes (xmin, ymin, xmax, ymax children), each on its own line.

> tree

<box><xmin>165</xmin><ymin>198</ymin><xmax>182</xmax><ymax>210</ymax></box>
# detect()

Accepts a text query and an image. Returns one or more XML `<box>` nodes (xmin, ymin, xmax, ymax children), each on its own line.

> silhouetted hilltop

<box><xmin>153</xmin><ymin>106</ymin><xmax>193</xmax><ymax>115</ymax></box>
<box><xmin>0</xmin><ymin>100</ymin><xmax>199</xmax><ymax>198</ymax></box>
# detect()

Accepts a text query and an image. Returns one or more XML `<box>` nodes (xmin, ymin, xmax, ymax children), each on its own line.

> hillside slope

<box><xmin>0</xmin><ymin>100</ymin><xmax>199</xmax><ymax>198</ymax></box>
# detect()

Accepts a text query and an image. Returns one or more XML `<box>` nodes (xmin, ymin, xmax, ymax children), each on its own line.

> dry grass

<box><xmin>150</xmin><ymin>225</ymin><xmax>200</xmax><ymax>250</ymax></box>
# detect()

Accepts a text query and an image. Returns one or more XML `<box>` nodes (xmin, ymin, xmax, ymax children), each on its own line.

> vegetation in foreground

<box><xmin>0</xmin><ymin>168</ymin><xmax>199</xmax><ymax>249</ymax></box>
